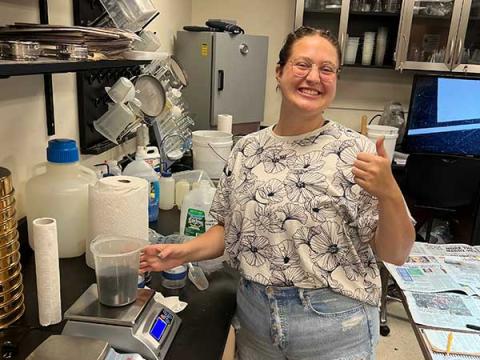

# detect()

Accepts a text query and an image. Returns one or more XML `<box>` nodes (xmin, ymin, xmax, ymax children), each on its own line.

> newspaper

<box><xmin>410</xmin><ymin>243</ymin><xmax>480</xmax><ymax>257</ymax></box>
<box><xmin>443</xmin><ymin>261</ymin><xmax>480</xmax><ymax>297</ymax></box>
<box><xmin>385</xmin><ymin>262</ymin><xmax>473</xmax><ymax>294</ymax></box>
<box><xmin>404</xmin><ymin>291</ymin><xmax>480</xmax><ymax>331</ymax></box>
<box><xmin>384</xmin><ymin>243</ymin><xmax>480</xmax><ymax>295</ymax></box>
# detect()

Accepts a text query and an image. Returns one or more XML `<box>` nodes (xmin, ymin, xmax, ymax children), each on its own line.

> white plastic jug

<box><xmin>26</xmin><ymin>139</ymin><xmax>97</xmax><ymax>258</ymax></box>
<box><xmin>179</xmin><ymin>180</ymin><xmax>217</xmax><ymax>237</ymax></box>
<box><xmin>123</xmin><ymin>150</ymin><xmax>160</xmax><ymax>222</ymax></box>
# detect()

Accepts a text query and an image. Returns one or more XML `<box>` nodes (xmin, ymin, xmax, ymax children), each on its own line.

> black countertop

<box><xmin>2</xmin><ymin>210</ymin><xmax>239</xmax><ymax>360</ymax></box>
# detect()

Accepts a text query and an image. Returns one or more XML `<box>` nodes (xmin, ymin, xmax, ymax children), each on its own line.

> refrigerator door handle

<box><xmin>217</xmin><ymin>70</ymin><xmax>224</xmax><ymax>91</ymax></box>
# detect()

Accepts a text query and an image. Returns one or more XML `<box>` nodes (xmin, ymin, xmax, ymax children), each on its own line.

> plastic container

<box><xmin>192</xmin><ymin>131</ymin><xmax>233</xmax><ymax>179</ymax></box>
<box><xmin>159</xmin><ymin>171</ymin><xmax>175</xmax><ymax>210</ymax></box>
<box><xmin>137</xmin><ymin>145</ymin><xmax>160</xmax><ymax>173</ymax></box>
<box><xmin>179</xmin><ymin>180</ymin><xmax>217</xmax><ymax>237</ymax></box>
<box><xmin>366</xmin><ymin>125</ymin><xmax>399</xmax><ymax>163</ymax></box>
<box><xmin>171</xmin><ymin>170</ymin><xmax>214</xmax><ymax>189</ymax></box>
<box><xmin>26</xmin><ymin>139</ymin><xmax>97</xmax><ymax>258</ymax></box>
<box><xmin>90</xmin><ymin>235</ymin><xmax>146</xmax><ymax>307</ymax></box>
<box><xmin>161</xmin><ymin>265</ymin><xmax>187</xmax><ymax>289</ymax></box>
<box><xmin>175</xmin><ymin>180</ymin><xmax>190</xmax><ymax>209</ymax></box>
<box><xmin>122</xmin><ymin>149</ymin><xmax>160</xmax><ymax>222</ymax></box>
<box><xmin>99</xmin><ymin>0</ymin><xmax>157</xmax><ymax>32</ymax></box>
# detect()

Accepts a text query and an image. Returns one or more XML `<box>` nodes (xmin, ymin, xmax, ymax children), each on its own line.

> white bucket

<box><xmin>192</xmin><ymin>130</ymin><xmax>233</xmax><ymax>179</ymax></box>
<box><xmin>366</xmin><ymin>125</ymin><xmax>398</xmax><ymax>163</ymax></box>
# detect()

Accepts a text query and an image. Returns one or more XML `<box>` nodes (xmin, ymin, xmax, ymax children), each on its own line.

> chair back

<box><xmin>405</xmin><ymin>153</ymin><xmax>480</xmax><ymax>209</ymax></box>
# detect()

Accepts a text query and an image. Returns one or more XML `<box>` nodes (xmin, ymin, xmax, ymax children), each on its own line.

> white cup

<box><xmin>345</xmin><ymin>41</ymin><xmax>360</xmax><ymax>64</ymax></box>
<box><xmin>217</xmin><ymin>114</ymin><xmax>233</xmax><ymax>134</ymax></box>
<box><xmin>94</xmin><ymin>103</ymin><xmax>136</xmax><ymax>144</ymax></box>
<box><xmin>105</xmin><ymin>77</ymin><xmax>136</xmax><ymax>104</ymax></box>
<box><xmin>367</xmin><ymin>125</ymin><xmax>399</xmax><ymax>163</ymax></box>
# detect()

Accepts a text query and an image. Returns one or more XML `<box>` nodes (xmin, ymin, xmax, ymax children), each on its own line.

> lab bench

<box><xmin>2</xmin><ymin>209</ymin><xmax>239</xmax><ymax>360</ymax></box>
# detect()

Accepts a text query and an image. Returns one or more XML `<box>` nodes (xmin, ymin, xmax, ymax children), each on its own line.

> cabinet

<box><xmin>395</xmin><ymin>0</ymin><xmax>480</xmax><ymax>73</ymax></box>
<box><xmin>295</xmin><ymin>0</ymin><xmax>480</xmax><ymax>74</ymax></box>
<box><xmin>295</xmin><ymin>0</ymin><xmax>402</xmax><ymax>68</ymax></box>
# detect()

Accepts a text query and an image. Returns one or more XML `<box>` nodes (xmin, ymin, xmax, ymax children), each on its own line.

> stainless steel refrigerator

<box><xmin>175</xmin><ymin>31</ymin><xmax>269</xmax><ymax>130</ymax></box>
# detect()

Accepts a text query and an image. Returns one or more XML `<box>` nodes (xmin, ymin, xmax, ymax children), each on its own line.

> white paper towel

<box><xmin>217</xmin><ymin>114</ymin><xmax>233</xmax><ymax>134</ymax></box>
<box><xmin>33</xmin><ymin>218</ymin><xmax>62</xmax><ymax>326</ymax></box>
<box><xmin>87</xmin><ymin>176</ymin><xmax>149</xmax><ymax>269</ymax></box>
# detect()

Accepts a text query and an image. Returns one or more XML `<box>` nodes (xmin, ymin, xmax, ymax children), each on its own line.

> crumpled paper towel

<box><xmin>150</xmin><ymin>289</ymin><xmax>188</xmax><ymax>313</ymax></box>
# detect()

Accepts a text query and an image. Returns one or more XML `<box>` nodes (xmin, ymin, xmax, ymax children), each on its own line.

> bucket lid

<box><xmin>47</xmin><ymin>139</ymin><xmax>79</xmax><ymax>163</ymax></box>
<box><xmin>192</xmin><ymin>130</ymin><xmax>232</xmax><ymax>141</ymax></box>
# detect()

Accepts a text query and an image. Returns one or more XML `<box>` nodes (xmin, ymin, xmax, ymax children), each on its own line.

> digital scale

<box><xmin>62</xmin><ymin>284</ymin><xmax>181</xmax><ymax>360</ymax></box>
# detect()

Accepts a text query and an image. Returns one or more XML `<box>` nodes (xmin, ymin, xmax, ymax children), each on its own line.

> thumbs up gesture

<box><xmin>352</xmin><ymin>137</ymin><xmax>397</xmax><ymax>199</ymax></box>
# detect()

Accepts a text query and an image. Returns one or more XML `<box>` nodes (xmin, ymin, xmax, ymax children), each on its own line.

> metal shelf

<box><xmin>0</xmin><ymin>58</ymin><xmax>149</xmax><ymax>78</ymax></box>
<box><xmin>349</xmin><ymin>11</ymin><xmax>400</xmax><ymax>16</ymax></box>
<box><xmin>343</xmin><ymin>63</ymin><xmax>395</xmax><ymax>69</ymax></box>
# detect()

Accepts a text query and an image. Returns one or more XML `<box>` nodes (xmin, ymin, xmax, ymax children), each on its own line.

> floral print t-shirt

<box><xmin>210</xmin><ymin>121</ymin><xmax>382</xmax><ymax>306</ymax></box>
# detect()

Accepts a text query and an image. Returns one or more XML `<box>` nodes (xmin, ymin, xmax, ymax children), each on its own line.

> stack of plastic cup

<box><xmin>345</xmin><ymin>37</ymin><xmax>360</xmax><ymax>64</ymax></box>
<box><xmin>375</xmin><ymin>27</ymin><xmax>388</xmax><ymax>65</ymax></box>
<box><xmin>362</xmin><ymin>32</ymin><xmax>376</xmax><ymax>65</ymax></box>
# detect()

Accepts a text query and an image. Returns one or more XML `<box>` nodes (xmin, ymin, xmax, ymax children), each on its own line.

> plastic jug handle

<box><xmin>32</xmin><ymin>162</ymin><xmax>47</xmax><ymax>176</ymax></box>
<box><xmin>80</xmin><ymin>166</ymin><xmax>98</xmax><ymax>182</ymax></box>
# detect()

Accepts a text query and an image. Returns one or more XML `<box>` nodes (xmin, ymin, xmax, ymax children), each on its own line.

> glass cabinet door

<box><xmin>396</xmin><ymin>0</ymin><xmax>464</xmax><ymax>71</ymax></box>
<box><xmin>345</xmin><ymin>0</ymin><xmax>401</xmax><ymax>68</ymax></box>
<box><xmin>452</xmin><ymin>0</ymin><xmax>480</xmax><ymax>72</ymax></box>
<box><xmin>295</xmin><ymin>0</ymin><xmax>349</xmax><ymax>63</ymax></box>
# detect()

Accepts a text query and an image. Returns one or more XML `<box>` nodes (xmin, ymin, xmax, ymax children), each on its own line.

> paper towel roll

<box><xmin>87</xmin><ymin>176</ymin><xmax>149</xmax><ymax>269</ymax></box>
<box><xmin>217</xmin><ymin>114</ymin><xmax>233</xmax><ymax>134</ymax></box>
<box><xmin>33</xmin><ymin>218</ymin><xmax>62</xmax><ymax>326</ymax></box>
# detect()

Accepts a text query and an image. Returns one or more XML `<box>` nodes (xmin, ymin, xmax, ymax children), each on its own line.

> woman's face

<box><xmin>276</xmin><ymin>35</ymin><xmax>339</xmax><ymax>116</ymax></box>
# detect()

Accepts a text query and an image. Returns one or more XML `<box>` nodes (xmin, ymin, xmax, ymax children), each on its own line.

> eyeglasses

<box><xmin>289</xmin><ymin>58</ymin><xmax>339</xmax><ymax>80</ymax></box>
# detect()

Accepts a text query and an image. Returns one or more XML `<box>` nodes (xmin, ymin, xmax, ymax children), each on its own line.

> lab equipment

<box><xmin>63</xmin><ymin>284</ymin><xmax>181</xmax><ymax>360</ymax></box>
<box><xmin>175</xmin><ymin>31</ymin><xmax>268</xmax><ymax>130</ymax></box>
<box><xmin>26</xmin><ymin>139</ymin><xmax>97</xmax><ymax>258</ymax></box>
<box><xmin>90</xmin><ymin>235</ymin><xmax>147</xmax><ymax>307</ymax></box>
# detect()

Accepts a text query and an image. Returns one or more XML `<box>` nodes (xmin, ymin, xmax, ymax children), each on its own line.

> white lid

<box><xmin>135</xmin><ymin>146</ymin><xmax>148</xmax><ymax>160</ymax></box>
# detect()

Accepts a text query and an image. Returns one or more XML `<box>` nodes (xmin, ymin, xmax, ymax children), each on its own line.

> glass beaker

<box><xmin>90</xmin><ymin>235</ymin><xmax>147</xmax><ymax>307</ymax></box>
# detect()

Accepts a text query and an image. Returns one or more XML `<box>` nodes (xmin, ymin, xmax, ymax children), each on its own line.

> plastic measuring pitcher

<box><xmin>90</xmin><ymin>235</ymin><xmax>147</xmax><ymax>307</ymax></box>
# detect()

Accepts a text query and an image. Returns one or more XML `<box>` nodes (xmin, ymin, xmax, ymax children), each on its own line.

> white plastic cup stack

<box><xmin>375</xmin><ymin>27</ymin><xmax>388</xmax><ymax>66</ymax></box>
<box><xmin>362</xmin><ymin>32</ymin><xmax>376</xmax><ymax>65</ymax></box>
<box><xmin>345</xmin><ymin>37</ymin><xmax>360</xmax><ymax>64</ymax></box>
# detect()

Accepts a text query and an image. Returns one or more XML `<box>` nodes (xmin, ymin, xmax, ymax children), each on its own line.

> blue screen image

<box><xmin>150</xmin><ymin>318</ymin><xmax>167</xmax><ymax>341</ymax></box>
<box><xmin>404</xmin><ymin>75</ymin><xmax>480</xmax><ymax>156</ymax></box>
<box><xmin>437</xmin><ymin>78</ymin><xmax>480</xmax><ymax>123</ymax></box>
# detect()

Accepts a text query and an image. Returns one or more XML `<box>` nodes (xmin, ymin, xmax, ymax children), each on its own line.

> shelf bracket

<box><xmin>39</xmin><ymin>0</ymin><xmax>55</xmax><ymax>135</ymax></box>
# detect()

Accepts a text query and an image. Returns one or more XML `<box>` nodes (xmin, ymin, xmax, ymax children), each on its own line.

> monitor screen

<box><xmin>403</xmin><ymin>74</ymin><xmax>480</xmax><ymax>156</ymax></box>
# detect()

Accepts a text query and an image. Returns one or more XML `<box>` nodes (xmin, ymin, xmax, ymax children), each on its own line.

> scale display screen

<box><xmin>150</xmin><ymin>318</ymin><xmax>167</xmax><ymax>341</ymax></box>
<box><xmin>149</xmin><ymin>309</ymin><xmax>173</xmax><ymax>341</ymax></box>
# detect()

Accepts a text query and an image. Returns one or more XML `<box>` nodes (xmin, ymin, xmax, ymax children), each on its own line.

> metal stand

<box><xmin>39</xmin><ymin>0</ymin><xmax>56</xmax><ymax>136</ymax></box>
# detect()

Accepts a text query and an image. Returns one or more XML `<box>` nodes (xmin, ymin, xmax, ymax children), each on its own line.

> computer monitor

<box><xmin>403</xmin><ymin>74</ymin><xmax>480</xmax><ymax>157</ymax></box>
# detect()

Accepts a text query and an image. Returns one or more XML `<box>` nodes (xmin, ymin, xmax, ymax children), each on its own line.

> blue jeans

<box><xmin>233</xmin><ymin>278</ymin><xmax>379</xmax><ymax>360</ymax></box>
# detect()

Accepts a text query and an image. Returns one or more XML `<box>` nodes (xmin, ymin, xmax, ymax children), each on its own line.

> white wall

<box><xmin>0</xmin><ymin>0</ymin><xmax>191</xmax><ymax>218</ymax></box>
<box><xmin>191</xmin><ymin>0</ymin><xmax>413</xmax><ymax>130</ymax></box>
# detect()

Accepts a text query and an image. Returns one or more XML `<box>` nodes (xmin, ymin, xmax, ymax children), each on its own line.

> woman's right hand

<box><xmin>140</xmin><ymin>244</ymin><xmax>188</xmax><ymax>273</ymax></box>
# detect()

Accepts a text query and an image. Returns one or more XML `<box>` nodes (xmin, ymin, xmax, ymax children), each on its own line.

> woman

<box><xmin>141</xmin><ymin>26</ymin><xmax>415</xmax><ymax>359</ymax></box>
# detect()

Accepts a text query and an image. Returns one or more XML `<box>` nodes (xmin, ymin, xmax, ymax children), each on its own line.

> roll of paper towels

<box><xmin>87</xmin><ymin>176</ymin><xmax>149</xmax><ymax>268</ymax></box>
<box><xmin>217</xmin><ymin>114</ymin><xmax>233</xmax><ymax>134</ymax></box>
<box><xmin>33</xmin><ymin>218</ymin><xmax>62</xmax><ymax>326</ymax></box>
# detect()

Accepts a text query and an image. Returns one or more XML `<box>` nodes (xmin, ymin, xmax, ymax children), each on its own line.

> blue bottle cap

<box><xmin>47</xmin><ymin>139</ymin><xmax>79</xmax><ymax>163</ymax></box>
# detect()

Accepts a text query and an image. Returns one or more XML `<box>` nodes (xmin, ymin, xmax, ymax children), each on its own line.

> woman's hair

<box><xmin>277</xmin><ymin>26</ymin><xmax>342</xmax><ymax>70</ymax></box>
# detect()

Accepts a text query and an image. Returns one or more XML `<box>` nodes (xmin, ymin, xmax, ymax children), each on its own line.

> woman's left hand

<box><xmin>352</xmin><ymin>137</ymin><xmax>399</xmax><ymax>200</ymax></box>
